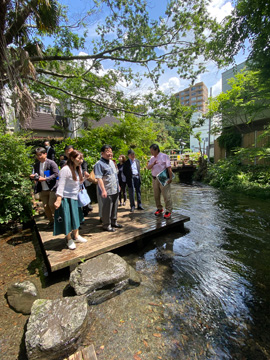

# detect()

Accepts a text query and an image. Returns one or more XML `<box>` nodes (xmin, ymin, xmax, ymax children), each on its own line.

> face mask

<box><xmin>45</xmin><ymin>146</ymin><xmax>49</xmax><ymax>149</ymax></box>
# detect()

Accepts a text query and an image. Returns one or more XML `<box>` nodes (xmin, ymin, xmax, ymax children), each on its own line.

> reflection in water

<box><xmin>87</xmin><ymin>183</ymin><xmax>270</xmax><ymax>360</ymax></box>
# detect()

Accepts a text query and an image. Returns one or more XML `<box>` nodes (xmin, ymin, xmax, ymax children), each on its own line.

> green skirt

<box><xmin>53</xmin><ymin>198</ymin><xmax>84</xmax><ymax>236</ymax></box>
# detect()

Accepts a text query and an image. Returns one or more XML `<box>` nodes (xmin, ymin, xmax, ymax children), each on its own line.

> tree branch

<box><xmin>34</xmin><ymin>78</ymin><xmax>146</xmax><ymax>117</ymax></box>
<box><xmin>30</xmin><ymin>40</ymin><xmax>193</xmax><ymax>64</ymax></box>
<box><xmin>4</xmin><ymin>0</ymin><xmax>38</xmax><ymax>46</ymax></box>
<box><xmin>35</xmin><ymin>68</ymin><xmax>120</xmax><ymax>96</ymax></box>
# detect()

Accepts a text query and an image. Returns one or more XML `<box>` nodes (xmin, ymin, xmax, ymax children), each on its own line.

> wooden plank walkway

<box><xmin>64</xmin><ymin>344</ymin><xmax>97</xmax><ymax>360</ymax></box>
<box><xmin>35</xmin><ymin>203</ymin><xmax>190</xmax><ymax>272</ymax></box>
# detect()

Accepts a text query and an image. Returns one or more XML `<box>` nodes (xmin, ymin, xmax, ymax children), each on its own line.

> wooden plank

<box><xmin>35</xmin><ymin>203</ymin><xmax>190</xmax><ymax>272</ymax></box>
<box><xmin>81</xmin><ymin>344</ymin><xmax>97</xmax><ymax>360</ymax></box>
<box><xmin>73</xmin><ymin>351</ymin><xmax>83</xmax><ymax>360</ymax></box>
<box><xmin>66</xmin><ymin>349</ymin><xmax>84</xmax><ymax>360</ymax></box>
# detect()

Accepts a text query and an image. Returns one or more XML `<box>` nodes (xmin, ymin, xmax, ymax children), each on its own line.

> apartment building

<box><xmin>175</xmin><ymin>82</ymin><xmax>208</xmax><ymax>113</ymax></box>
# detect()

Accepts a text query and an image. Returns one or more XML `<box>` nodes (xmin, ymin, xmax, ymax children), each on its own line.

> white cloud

<box><xmin>195</xmin><ymin>74</ymin><xmax>202</xmax><ymax>84</ymax></box>
<box><xmin>207</xmin><ymin>0</ymin><xmax>234</xmax><ymax>23</ymax></box>
<box><xmin>159</xmin><ymin>77</ymin><xmax>181</xmax><ymax>94</ymax></box>
<box><xmin>211</xmin><ymin>78</ymin><xmax>222</xmax><ymax>96</ymax></box>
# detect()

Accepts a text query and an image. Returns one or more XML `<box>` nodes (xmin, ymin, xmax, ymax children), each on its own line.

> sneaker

<box><xmin>112</xmin><ymin>223</ymin><xmax>123</xmax><ymax>228</ymax></box>
<box><xmin>102</xmin><ymin>226</ymin><xmax>116</xmax><ymax>232</ymax></box>
<box><xmin>74</xmin><ymin>235</ymin><xmax>87</xmax><ymax>243</ymax></box>
<box><xmin>164</xmin><ymin>212</ymin><xmax>171</xmax><ymax>219</ymax></box>
<box><xmin>67</xmin><ymin>238</ymin><xmax>76</xmax><ymax>250</ymax></box>
<box><xmin>155</xmin><ymin>209</ymin><xmax>163</xmax><ymax>216</ymax></box>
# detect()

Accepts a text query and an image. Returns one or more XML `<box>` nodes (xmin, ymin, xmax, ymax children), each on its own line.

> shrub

<box><xmin>0</xmin><ymin>133</ymin><xmax>34</xmax><ymax>224</ymax></box>
<box><xmin>205</xmin><ymin>158</ymin><xmax>270</xmax><ymax>198</ymax></box>
<box><xmin>205</xmin><ymin>158</ymin><xmax>241</xmax><ymax>189</ymax></box>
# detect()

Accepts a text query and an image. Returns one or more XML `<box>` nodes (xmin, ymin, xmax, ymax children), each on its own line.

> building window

<box><xmin>191</xmin><ymin>97</ymin><xmax>197</xmax><ymax>101</ymax></box>
<box><xmin>191</xmin><ymin>87</ymin><xmax>196</xmax><ymax>90</ymax></box>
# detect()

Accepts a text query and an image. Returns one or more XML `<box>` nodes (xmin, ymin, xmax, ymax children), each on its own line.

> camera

<box><xmin>33</xmin><ymin>173</ymin><xmax>39</xmax><ymax>180</ymax></box>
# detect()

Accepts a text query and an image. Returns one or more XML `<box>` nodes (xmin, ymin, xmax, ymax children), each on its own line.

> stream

<box><xmin>82</xmin><ymin>183</ymin><xmax>270</xmax><ymax>359</ymax></box>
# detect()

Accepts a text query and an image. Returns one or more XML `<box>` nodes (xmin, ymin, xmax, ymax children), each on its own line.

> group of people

<box><xmin>30</xmin><ymin>141</ymin><xmax>173</xmax><ymax>250</ymax></box>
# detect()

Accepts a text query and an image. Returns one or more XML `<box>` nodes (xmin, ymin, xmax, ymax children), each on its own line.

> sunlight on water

<box><xmin>87</xmin><ymin>183</ymin><xmax>270</xmax><ymax>360</ymax></box>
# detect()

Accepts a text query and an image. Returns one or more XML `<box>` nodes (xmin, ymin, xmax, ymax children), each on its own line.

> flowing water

<box><xmin>85</xmin><ymin>183</ymin><xmax>270</xmax><ymax>360</ymax></box>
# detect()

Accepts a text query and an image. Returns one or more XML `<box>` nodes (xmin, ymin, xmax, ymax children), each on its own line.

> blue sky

<box><xmin>58</xmin><ymin>0</ymin><xmax>248</xmax><ymax>98</ymax></box>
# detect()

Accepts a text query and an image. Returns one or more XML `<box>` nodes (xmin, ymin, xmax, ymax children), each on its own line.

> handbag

<box><xmin>88</xmin><ymin>169</ymin><xmax>98</xmax><ymax>184</ymax></box>
<box><xmin>77</xmin><ymin>184</ymin><xmax>91</xmax><ymax>207</ymax></box>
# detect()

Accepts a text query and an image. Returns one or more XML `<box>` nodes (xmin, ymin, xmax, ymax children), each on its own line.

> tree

<box><xmin>145</xmin><ymin>91</ymin><xmax>198</xmax><ymax>147</ymax></box>
<box><xmin>0</xmin><ymin>0</ymin><xmax>220</xmax><ymax>129</ymax></box>
<box><xmin>0</xmin><ymin>131</ymin><xmax>34</xmax><ymax>224</ymax></box>
<box><xmin>209</xmin><ymin>0</ymin><xmax>270</xmax><ymax>82</ymax></box>
<box><xmin>206</xmin><ymin>70</ymin><xmax>270</xmax><ymax>134</ymax></box>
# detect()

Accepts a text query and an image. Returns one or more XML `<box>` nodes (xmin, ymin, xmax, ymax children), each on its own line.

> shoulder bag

<box><xmin>77</xmin><ymin>184</ymin><xmax>91</xmax><ymax>207</ymax></box>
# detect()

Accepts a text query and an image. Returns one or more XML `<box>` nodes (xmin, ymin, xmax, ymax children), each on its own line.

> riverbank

<box><xmin>204</xmin><ymin>160</ymin><xmax>270</xmax><ymax>199</ymax></box>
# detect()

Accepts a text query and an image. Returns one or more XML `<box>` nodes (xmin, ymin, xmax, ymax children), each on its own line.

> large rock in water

<box><xmin>25</xmin><ymin>296</ymin><xmax>89</xmax><ymax>360</ymax></box>
<box><xmin>70</xmin><ymin>252</ymin><xmax>141</xmax><ymax>304</ymax></box>
<box><xmin>6</xmin><ymin>281</ymin><xmax>39</xmax><ymax>314</ymax></box>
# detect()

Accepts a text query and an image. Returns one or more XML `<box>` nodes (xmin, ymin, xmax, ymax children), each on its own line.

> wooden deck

<box><xmin>35</xmin><ymin>203</ymin><xmax>190</xmax><ymax>272</ymax></box>
<box><xmin>64</xmin><ymin>344</ymin><xmax>97</xmax><ymax>360</ymax></box>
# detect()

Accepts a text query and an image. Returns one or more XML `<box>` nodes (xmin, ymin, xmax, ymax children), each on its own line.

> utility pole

<box><xmin>207</xmin><ymin>87</ymin><xmax>212</xmax><ymax>160</ymax></box>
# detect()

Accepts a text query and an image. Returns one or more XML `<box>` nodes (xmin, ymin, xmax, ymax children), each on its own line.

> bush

<box><xmin>0</xmin><ymin>133</ymin><xmax>34</xmax><ymax>224</ymax></box>
<box><xmin>205</xmin><ymin>158</ymin><xmax>270</xmax><ymax>198</ymax></box>
<box><xmin>205</xmin><ymin>158</ymin><xmax>240</xmax><ymax>189</ymax></box>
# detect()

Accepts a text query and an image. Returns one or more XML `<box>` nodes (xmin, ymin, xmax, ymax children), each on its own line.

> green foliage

<box><xmin>220</xmin><ymin>124</ymin><xmax>270</xmax><ymax>164</ymax></box>
<box><xmin>1</xmin><ymin>0</ymin><xmax>221</xmax><ymax>126</ymax></box>
<box><xmin>146</xmin><ymin>92</ymin><xmax>195</xmax><ymax>146</ymax></box>
<box><xmin>205</xmin><ymin>158</ymin><xmax>270</xmax><ymax>198</ymax></box>
<box><xmin>217</xmin><ymin>129</ymin><xmax>242</xmax><ymax>153</ymax></box>
<box><xmin>205</xmin><ymin>158</ymin><xmax>241</xmax><ymax>189</ymax></box>
<box><xmin>0</xmin><ymin>133</ymin><xmax>34</xmax><ymax>224</ymax></box>
<box><xmin>54</xmin><ymin>114</ymin><xmax>164</xmax><ymax>172</ymax></box>
<box><xmin>209</xmin><ymin>0</ymin><xmax>270</xmax><ymax>82</ymax></box>
<box><xmin>206</xmin><ymin>70</ymin><xmax>270</xmax><ymax>133</ymax></box>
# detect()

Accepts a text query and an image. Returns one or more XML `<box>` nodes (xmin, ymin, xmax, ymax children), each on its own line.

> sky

<box><xmin>58</xmin><ymin>0</ymin><xmax>248</xmax><ymax>98</ymax></box>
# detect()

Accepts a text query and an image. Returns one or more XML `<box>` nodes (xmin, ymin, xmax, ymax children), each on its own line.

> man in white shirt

<box><xmin>147</xmin><ymin>144</ymin><xmax>173</xmax><ymax>219</ymax></box>
<box><xmin>123</xmin><ymin>149</ymin><xmax>144</xmax><ymax>212</ymax></box>
<box><xmin>30</xmin><ymin>147</ymin><xmax>59</xmax><ymax>227</ymax></box>
<box><xmin>44</xmin><ymin>141</ymin><xmax>55</xmax><ymax>162</ymax></box>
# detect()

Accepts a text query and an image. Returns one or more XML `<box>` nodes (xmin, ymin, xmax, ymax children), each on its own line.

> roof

<box><xmin>90</xmin><ymin>116</ymin><xmax>120</xmax><ymax>128</ymax></box>
<box><xmin>26</xmin><ymin>112</ymin><xmax>56</xmax><ymax>131</ymax></box>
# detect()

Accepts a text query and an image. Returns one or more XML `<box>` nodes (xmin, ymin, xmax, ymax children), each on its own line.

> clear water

<box><xmin>85</xmin><ymin>183</ymin><xmax>270</xmax><ymax>360</ymax></box>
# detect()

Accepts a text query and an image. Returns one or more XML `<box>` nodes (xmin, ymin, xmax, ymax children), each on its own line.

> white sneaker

<box><xmin>74</xmin><ymin>235</ymin><xmax>87</xmax><ymax>243</ymax></box>
<box><xmin>67</xmin><ymin>238</ymin><xmax>76</xmax><ymax>250</ymax></box>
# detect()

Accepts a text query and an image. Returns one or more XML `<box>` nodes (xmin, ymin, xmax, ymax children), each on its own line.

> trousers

<box><xmin>152</xmin><ymin>178</ymin><xmax>172</xmax><ymax>212</ymax></box>
<box><xmin>128</xmin><ymin>176</ymin><xmax>142</xmax><ymax>208</ymax></box>
<box><xmin>39</xmin><ymin>190</ymin><xmax>56</xmax><ymax>222</ymax></box>
<box><xmin>101</xmin><ymin>193</ymin><xmax>119</xmax><ymax>228</ymax></box>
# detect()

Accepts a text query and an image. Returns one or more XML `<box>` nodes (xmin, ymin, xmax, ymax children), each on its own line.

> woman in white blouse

<box><xmin>54</xmin><ymin>150</ymin><xmax>88</xmax><ymax>250</ymax></box>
